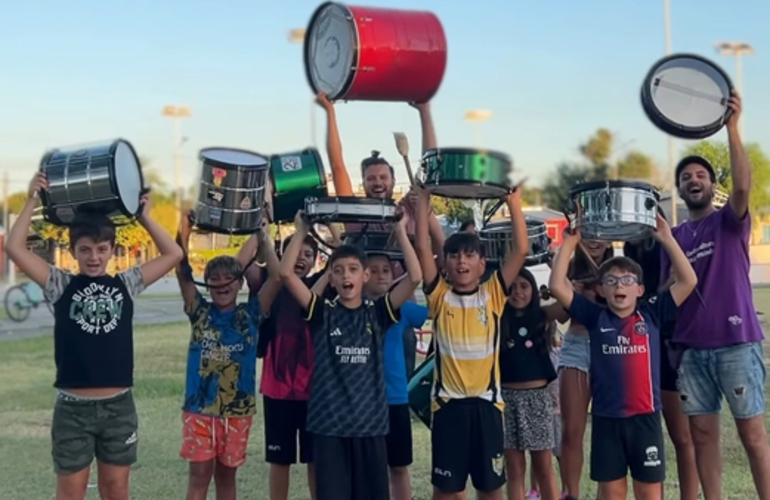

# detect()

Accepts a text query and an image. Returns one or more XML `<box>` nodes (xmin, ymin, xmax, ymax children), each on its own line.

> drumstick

<box><xmin>393</xmin><ymin>132</ymin><xmax>415</xmax><ymax>187</ymax></box>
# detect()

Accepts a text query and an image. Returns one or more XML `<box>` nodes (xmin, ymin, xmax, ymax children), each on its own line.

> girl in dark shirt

<box><xmin>500</xmin><ymin>268</ymin><xmax>567</xmax><ymax>500</ymax></box>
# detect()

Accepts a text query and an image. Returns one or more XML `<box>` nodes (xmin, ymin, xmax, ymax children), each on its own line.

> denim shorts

<box><xmin>677</xmin><ymin>342</ymin><xmax>766</xmax><ymax>419</ymax></box>
<box><xmin>557</xmin><ymin>332</ymin><xmax>590</xmax><ymax>373</ymax></box>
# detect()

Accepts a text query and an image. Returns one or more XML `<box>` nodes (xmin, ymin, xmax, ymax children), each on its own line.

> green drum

<box><xmin>269</xmin><ymin>148</ymin><xmax>328</xmax><ymax>223</ymax></box>
<box><xmin>421</xmin><ymin>148</ymin><xmax>513</xmax><ymax>199</ymax></box>
<box><xmin>407</xmin><ymin>354</ymin><xmax>434</xmax><ymax>428</ymax></box>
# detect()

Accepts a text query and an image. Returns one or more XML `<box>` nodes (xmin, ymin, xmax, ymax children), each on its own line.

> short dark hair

<box><xmin>597</xmin><ymin>256</ymin><xmax>644</xmax><ymax>284</ymax></box>
<box><xmin>675</xmin><ymin>155</ymin><xmax>716</xmax><ymax>188</ymax></box>
<box><xmin>204</xmin><ymin>255</ymin><xmax>243</xmax><ymax>283</ymax></box>
<box><xmin>361</xmin><ymin>150</ymin><xmax>394</xmax><ymax>177</ymax></box>
<box><xmin>329</xmin><ymin>244</ymin><xmax>367</xmax><ymax>268</ymax></box>
<box><xmin>69</xmin><ymin>213</ymin><xmax>116</xmax><ymax>249</ymax></box>
<box><xmin>459</xmin><ymin>219</ymin><xmax>475</xmax><ymax>232</ymax></box>
<box><xmin>281</xmin><ymin>234</ymin><xmax>318</xmax><ymax>257</ymax></box>
<box><xmin>443</xmin><ymin>232</ymin><xmax>485</xmax><ymax>258</ymax></box>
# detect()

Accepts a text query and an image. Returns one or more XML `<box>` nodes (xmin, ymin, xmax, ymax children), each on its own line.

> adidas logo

<box><xmin>330</xmin><ymin>328</ymin><xmax>342</xmax><ymax>337</ymax></box>
<box><xmin>125</xmin><ymin>432</ymin><xmax>137</xmax><ymax>445</ymax></box>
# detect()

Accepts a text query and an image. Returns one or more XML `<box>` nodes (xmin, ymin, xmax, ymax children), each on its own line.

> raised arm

<box><xmin>255</xmin><ymin>220</ymin><xmax>282</xmax><ymax>314</ymax></box>
<box><xmin>5</xmin><ymin>173</ymin><xmax>51</xmax><ymax>287</ymax></box>
<box><xmin>653</xmin><ymin>214</ymin><xmax>697</xmax><ymax>306</ymax></box>
<box><xmin>410</xmin><ymin>102</ymin><xmax>437</xmax><ymax>153</ymax></box>
<box><xmin>726</xmin><ymin>92</ymin><xmax>750</xmax><ymax>218</ymax></box>
<box><xmin>278</xmin><ymin>212</ymin><xmax>314</xmax><ymax>310</ymax></box>
<box><xmin>235</xmin><ymin>232</ymin><xmax>259</xmax><ymax>270</ymax></box>
<box><xmin>316</xmin><ymin>92</ymin><xmax>354</xmax><ymax>196</ymax></box>
<box><xmin>137</xmin><ymin>193</ymin><xmax>184</xmax><ymax>287</ymax></box>
<box><xmin>175</xmin><ymin>210</ymin><xmax>198</xmax><ymax>309</ymax></box>
<box><xmin>390</xmin><ymin>213</ymin><xmax>422</xmax><ymax>309</ymax></box>
<box><xmin>549</xmin><ymin>230</ymin><xmax>580</xmax><ymax>309</ymax></box>
<box><xmin>415</xmin><ymin>187</ymin><xmax>438</xmax><ymax>286</ymax></box>
<box><xmin>500</xmin><ymin>189</ymin><xmax>529</xmax><ymax>288</ymax></box>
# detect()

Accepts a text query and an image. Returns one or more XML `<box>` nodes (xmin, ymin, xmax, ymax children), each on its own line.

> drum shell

<box><xmin>569</xmin><ymin>181</ymin><xmax>660</xmax><ymax>242</ymax></box>
<box><xmin>479</xmin><ymin>219</ymin><xmax>551</xmax><ymax>266</ymax></box>
<box><xmin>422</xmin><ymin>148</ymin><xmax>513</xmax><ymax>199</ymax></box>
<box><xmin>304</xmin><ymin>2</ymin><xmax>447</xmax><ymax>102</ymax></box>
<box><xmin>269</xmin><ymin>148</ymin><xmax>328</xmax><ymax>223</ymax></box>
<box><xmin>39</xmin><ymin>139</ymin><xmax>144</xmax><ymax>226</ymax></box>
<box><xmin>195</xmin><ymin>150</ymin><xmax>268</xmax><ymax>235</ymax></box>
<box><xmin>342</xmin><ymin>230</ymin><xmax>415</xmax><ymax>259</ymax></box>
<box><xmin>305</xmin><ymin>196</ymin><xmax>397</xmax><ymax>224</ymax></box>
<box><xmin>407</xmin><ymin>354</ymin><xmax>434</xmax><ymax>428</ymax></box>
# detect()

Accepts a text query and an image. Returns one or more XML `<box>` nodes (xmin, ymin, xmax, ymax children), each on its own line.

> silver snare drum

<box><xmin>341</xmin><ymin>230</ymin><xmax>415</xmax><ymax>260</ymax></box>
<box><xmin>568</xmin><ymin>180</ymin><xmax>660</xmax><ymax>241</ymax></box>
<box><xmin>305</xmin><ymin>196</ymin><xmax>397</xmax><ymax>224</ymax></box>
<box><xmin>194</xmin><ymin>147</ymin><xmax>269</xmax><ymax>235</ymax></box>
<box><xmin>39</xmin><ymin>139</ymin><xmax>144</xmax><ymax>226</ymax></box>
<box><xmin>479</xmin><ymin>218</ymin><xmax>551</xmax><ymax>266</ymax></box>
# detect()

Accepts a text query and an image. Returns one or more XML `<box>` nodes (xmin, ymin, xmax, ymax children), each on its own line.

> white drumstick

<box><xmin>393</xmin><ymin>132</ymin><xmax>415</xmax><ymax>187</ymax></box>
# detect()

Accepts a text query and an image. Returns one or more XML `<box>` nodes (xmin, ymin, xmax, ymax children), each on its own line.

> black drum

<box><xmin>641</xmin><ymin>53</ymin><xmax>734</xmax><ymax>140</ymax></box>
<box><xmin>193</xmin><ymin>148</ymin><xmax>269</xmax><ymax>235</ymax></box>
<box><xmin>479</xmin><ymin>218</ymin><xmax>551</xmax><ymax>266</ymax></box>
<box><xmin>39</xmin><ymin>139</ymin><xmax>145</xmax><ymax>226</ymax></box>
<box><xmin>341</xmin><ymin>231</ymin><xmax>415</xmax><ymax>260</ymax></box>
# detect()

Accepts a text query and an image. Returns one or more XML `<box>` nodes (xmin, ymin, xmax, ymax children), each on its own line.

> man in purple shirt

<box><xmin>662</xmin><ymin>91</ymin><xmax>770</xmax><ymax>500</ymax></box>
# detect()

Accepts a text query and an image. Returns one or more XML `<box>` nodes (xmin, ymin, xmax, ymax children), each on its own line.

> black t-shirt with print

<box><xmin>44</xmin><ymin>265</ymin><xmax>145</xmax><ymax>389</ymax></box>
<box><xmin>303</xmin><ymin>293</ymin><xmax>399</xmax><ymax>437</ymax></box>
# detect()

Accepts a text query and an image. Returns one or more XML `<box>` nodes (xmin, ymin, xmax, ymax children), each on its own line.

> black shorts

<box><xmin>660</xmin><ymin>339</ymin><xmax>679</xmax><ymax>392</ymax></box>
<box><xmin>386</xmin><ymin>404</ymin><xmax>413</xmax><ymax>467</ymax></box>
<box><xmin>263</xmin><ymin>396</ymin><xmax>313</xmax><ymax>464</ymax></box>
<box><xmin>431</xmin><ymin>399</ymin><xmax>506</xmax><ymax>493</ymax></box>
<box><xmin>591</xmin><ymin>412</ymin><xmax>666</xmax><ymax>484</ymax></box>
<box><xmin>314</xmin><ymin>434</ymin><xmax>389</xmax><ymax>500</ymax></box>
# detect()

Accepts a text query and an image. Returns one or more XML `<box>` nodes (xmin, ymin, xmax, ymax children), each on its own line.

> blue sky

<box><xmin>2</xmin><ymin>0</ymin><xmax>768</xmax><ymax>194</ymax></box>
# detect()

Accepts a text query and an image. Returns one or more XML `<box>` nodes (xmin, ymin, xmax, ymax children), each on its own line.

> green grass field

<box><xmin>2</xmin><ymin>290</ymin><xmax>770</xmax><ymax>499</ymax></box>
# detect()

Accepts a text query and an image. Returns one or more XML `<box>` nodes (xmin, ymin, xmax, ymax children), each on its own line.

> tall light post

<box><xmin>288</xmin><ymin>27</ymin><xmax>316</xmax><ymax>147</ymax></box>
<box><xmin>464</xmin><ymin>109</ymin><xmax>492</xmax><ymax>147</ymax></box>
<box><xmin>161</xmin><ymin>105</ymin><xmax>191</xmax><ymax>213</ymax></box>
<box><xmin>714</xmin><ymin>41</ymin><xmax>753</xmax><ymax>137</ymax></box>
<box><xmin>663</xmin><ymin>0</ymin><xmax>677</xmax><ymax>225</ymax></box>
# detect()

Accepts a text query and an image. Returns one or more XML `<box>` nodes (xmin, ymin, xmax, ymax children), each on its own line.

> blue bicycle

<box><xmin>4</xmin><ymin>281</ymin><xmax>53</xmax><ymax>322</ymax></box>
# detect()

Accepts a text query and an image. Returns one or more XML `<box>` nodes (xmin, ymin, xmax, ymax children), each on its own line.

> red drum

<box><xmin>304</xmin><ymin>2</ymin><xmax>447</xmax><ymax>103</ymax></box>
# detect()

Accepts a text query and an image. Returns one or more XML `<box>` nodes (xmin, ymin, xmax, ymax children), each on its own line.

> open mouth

<box><xmin>456</xmin><ymin>268</ymin><xmax>469</xmax><ymax>276</ymax></box>
<box><xmin>614</xmin><ymin>293</ymin><xmax>627</xmax><ymax>302</ymax></box>
<box><xmin>86</xmin><ymin>264</ymin><xmax>101</xmax><ymax>273</ymax></box>
<box><xmin>688</xmin><ymin>185</ymin><xmax>703</xmax><ymax>196</ymax></box>
<box><xmin>294</xmin><ymin>262</ymin><xmax>307</xmax><ymax>274</ymax></box>
<box><xmin>341</xmin><ymin>281</ymin><xmax>354</xmax><ymax>292</ymax></box>
<box><xmin>370</xmin><ymin>187</ymin><xmax>386</xmax><ymax>197</ymax></box>
<box><xmin>213</xmin><ymin>288</ymin><xmax>231</xmax><ymax>298</ymax></box>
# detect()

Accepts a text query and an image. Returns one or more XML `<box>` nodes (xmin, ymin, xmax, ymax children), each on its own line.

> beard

<box><xmin>680</xmin><ymin>189</ymin><xmax>714</xmax><ymax>210</ymax></box>
<box><xmin>365</xmin><ymin>185</ymin><xmax>394</xmax><ymax>199</ymax></box>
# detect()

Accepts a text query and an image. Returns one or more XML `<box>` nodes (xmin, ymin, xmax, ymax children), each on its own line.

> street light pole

<box><xmin>161</xmin><ymin>105</ymin><xmax>191</xmax><ymax>214</ymax></box>
<box><xmin>715</xmin><ymin>41</ymin><xmax>754</xmax><ymax>137</ymax></box>
<box><xmin>663</xmin><ymin>0</ymin><xmax>678</xmax><ymax>225</ymax></box>
<box><xmin>463</xmin><ymin>109</ymin><xmax>492</xmax><ymax>147</ymax></box>
<box><xmin>288</xmin><ymin>28</ymin><xmax>316</xmax><ymax>148</ymax></box>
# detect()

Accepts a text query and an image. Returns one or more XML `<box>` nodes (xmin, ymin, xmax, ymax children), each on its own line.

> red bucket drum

<box><xmin>304</xmin><ymin>2</ymin><xmax>447</xmax><ymax>103</ymax></box>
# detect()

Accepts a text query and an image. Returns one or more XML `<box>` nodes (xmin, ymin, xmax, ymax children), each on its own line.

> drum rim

<box><xmin>303</xmin><ymin>1</ymin><xmax>358</xmax><ymax>101</ymax></box>
<box><xmin>269</xmin><ymin>147</ymin><xmax>328</xmax><ymax>193</ymax></box>
<box><xmin>641</xmin><ymin>52</ymin><xmax>734</xmax><ymax>140</ymax></box>
<box><xmin>569</xmin><ymin>180</ymin><xmax>661</xmax><ymax>199</ymax></box>
<box><xmin>423</xmin><ymin>180</ymin><xmax>511</xmax><ymax>199</ymax></box>
<box><xmin>422</xmin><ymin>147</ymin><xmax>512</xmax><ymax>166</ymax></box>
<box><xmin>199</xmin><ymin>147</ymin><xmax>269</xmax><ymax>169</ymax></box>
<box><xmin>108</xmin><ymin>139</ymin><xmax>145</xmax><ymax>217</ymax></box>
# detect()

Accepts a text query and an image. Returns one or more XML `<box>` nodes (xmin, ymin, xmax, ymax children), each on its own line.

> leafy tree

<box><xmin>616</xmin><ymin>151</ymin><xmax>656</xmax><ymax>179</ymax></box>
<box><xmin>682</xmin><ymin>140</ymin><xmax>770</xmax><ymax>215</ymax></box>
<box><xmin>541</xmin><ymin>162</ymin><xmax>603</xmax><ymax>213</ymax></box>
<box><xmin>580</xmin><ymin>128</ymin><xmax>613</xmax><ymax>167</ymax></box>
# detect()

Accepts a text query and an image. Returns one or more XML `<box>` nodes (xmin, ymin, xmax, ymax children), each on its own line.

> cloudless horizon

<box><xmin>2</xmin><ymin>0</ymin><xmax>768</xmax><ymax>195</ymax></box>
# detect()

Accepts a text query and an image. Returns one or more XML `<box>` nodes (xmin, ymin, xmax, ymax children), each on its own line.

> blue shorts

<box><xmin>558</xmin><ymin>332</ymin><xmax>590</xmax><ymax>374</ymax></box>
<box><xmin>677</xmin><ymin>342</ymin><xmax>766</xmax><ymax>419</ymax></box>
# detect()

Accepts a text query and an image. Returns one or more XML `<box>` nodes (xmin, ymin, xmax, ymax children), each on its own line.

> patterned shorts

<box><xmin>502</xmin><ymin>386</ymin><xmax>555</xmax><ymax>451</ymax></box>
<box><xmin>180</xmin><ymin>412</ymin><xmax>253</xmax><ymax>467</ymax></box>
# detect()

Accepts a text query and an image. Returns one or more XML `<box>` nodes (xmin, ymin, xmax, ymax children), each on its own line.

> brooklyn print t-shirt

<box><xmin>44</xmin><ymin>265</ymin><xmax>146</xmax><ymax>389</ymax></box>
<box><xmin>303</xmin><ymin>293</ymin><xmax>399</xmax><ymax>437</ymax></box>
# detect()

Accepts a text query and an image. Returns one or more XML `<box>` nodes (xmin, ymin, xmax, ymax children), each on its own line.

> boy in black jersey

<box><xmin>279</xmin><ymin>210</ymin><xmax>422</xmax><ymax>500</ymax></box>
<box><xmin>5</xmin><ymin>172</ymin><xmax>183</xmax><ymax>500</ymax></box>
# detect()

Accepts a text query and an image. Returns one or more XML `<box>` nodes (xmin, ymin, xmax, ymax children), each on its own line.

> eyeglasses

<box><xmin>601</xmin><ymin>275</ymin><xmax>639</xmax><ymax>287</ymax></box>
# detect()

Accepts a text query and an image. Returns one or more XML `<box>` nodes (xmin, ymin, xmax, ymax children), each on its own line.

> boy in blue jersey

<box><xmin>548</xmin><ymin>214</ymin><xmax>697</xmax><ymax>500</ymax></box>
<box><xmin>365</xmin><ymin>252</ymin><xmax>428</xmax><ymax>500</ymax></box>
<box><xmin>176</xmin><ymin>214</ymin><xmax>279</xmax><ymax>500</ymax></box>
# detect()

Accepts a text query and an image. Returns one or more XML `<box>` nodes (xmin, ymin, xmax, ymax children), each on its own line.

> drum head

<box><xmin>304</xmin><ymin>2</ymin><xmax>356</xmax><ymax>100</ymax></box>
<box><xmin>200</xmin><ymin>148</ymin><xmax>268</xmax><ymax>168</ymax></box>
<box><xmin>426</xmin><ymin>184</ymin><xmax>509</xmax><ymax>200</ymax></box>
<box><xmin>641</xmin><ymin>54</ymin><xmax>733</xmax><ymax>139</ymax></box>
<box><xmin>113</xmin><ymin>141</ymin><xmax>143</xmax><ymax>216</ymax></box>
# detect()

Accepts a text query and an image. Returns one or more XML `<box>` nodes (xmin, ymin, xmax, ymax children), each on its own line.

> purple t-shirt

<box><xmin>660</xmin><ymin>204</ymin><xmax>763</xmax><ymax>348</ymax></box>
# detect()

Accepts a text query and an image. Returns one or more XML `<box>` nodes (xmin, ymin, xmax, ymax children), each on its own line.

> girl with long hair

<box><xmin>500</xmin><ymin>268</ymin><xmax>568</xmax><ymax>500</ymax></box>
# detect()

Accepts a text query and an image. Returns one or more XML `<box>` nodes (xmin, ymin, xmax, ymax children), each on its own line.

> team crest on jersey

<box><xmin>634</xmin><ymin>321</ymin><xmax>648</xmax><ymax>335</ymax></box>
<box><xmin>492</xmin><ymin>454</ymin><xmax>504</xmax><ymax>476</ymax></box>
<box><xmin>477</xmin><ymin>307</ymin><xmax>488</xmax><ymax>327</ymax></box>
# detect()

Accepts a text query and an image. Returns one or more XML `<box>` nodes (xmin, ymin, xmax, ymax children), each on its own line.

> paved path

<box><xmin>0</xmin><ymin>278</ymin><xmax>189</xmax><ymax>341</ymax></box>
